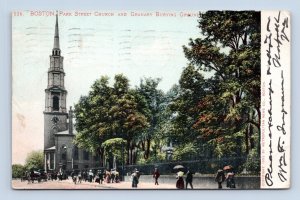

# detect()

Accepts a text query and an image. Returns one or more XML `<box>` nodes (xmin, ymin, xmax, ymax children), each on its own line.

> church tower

<box><xmin>44</xmin><ymin>14</ymin><xmax>68</xmax><ymax>149</ymax></box>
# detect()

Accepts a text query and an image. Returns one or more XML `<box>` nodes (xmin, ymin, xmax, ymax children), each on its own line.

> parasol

<box><xmin>173</xmin><ymin>165</ymin><xmax>185</xmax><ymax>170</ymax></box>
<box><xmin>223</xmin><ymin>165</ymin><xmax>232</xmax><ymax>170</ymax></box>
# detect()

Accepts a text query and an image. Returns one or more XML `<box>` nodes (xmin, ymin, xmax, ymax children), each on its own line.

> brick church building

<box><xmin>43</xmin><ymin>15</ymin><xmax>98</xmax><ymax>172</ymax></box>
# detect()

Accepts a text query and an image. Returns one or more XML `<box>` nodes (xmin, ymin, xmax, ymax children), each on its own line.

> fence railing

<box><xmin>119</xmin><ymin>157</ymin><xmax>260</xmax><ymax>176</ymax></box>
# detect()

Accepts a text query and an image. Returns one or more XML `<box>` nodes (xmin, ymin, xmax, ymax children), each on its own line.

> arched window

<box><xmin>73</xmin><ymin>146</ymin><xmax>79</xmax><ymax>160</ymax></box>
<box><xmin>53</xmin><ymin>96</ymin><xmax>59</xmax><ymax>111</ymax></box>
<box><xmin>61</xmin><ymin>144</ymin><xmax>67</xmax><ymax>160</ymax></box>
<box><xmin>83</xmin><ymin>150</ymin><xmax>89</xmax><ymax>160</ymax></box>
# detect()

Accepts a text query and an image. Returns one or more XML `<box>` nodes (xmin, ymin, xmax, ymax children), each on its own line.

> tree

<box><xmin>12</xmin><ymin>164</ymin><xmax>25</xmax><ymax>178</ymax></box>
<box><xmin>24</xmin><ymin>150</ymin><xmax>44</xmax><ymax>170</ymax></box>
<box><xmin>168</xmin><ymin>65</ymin><xmax>207</xmax><ymax>160</ymax></box>
<box><xmin>101</xmin><ymin>138</ymin><xmax>127</xmax><ymax>166</ymax></box>
<box><xmin>108</xmin><ymin>75</ymin><xmax>149</xmax><ymax>164</ymax></box>
<box><xmin>74</xmin><ymin>74</ymin><xmax>149</xmax><ymax>166</ymax></box>
<box><xmin>182</xmin><ymin>11</ymin><xmax>261</xmax><ymax>168</ymax></box>
<box><xmin>135</xmin><ymin>78</ymin><xmax>166</xmax><ymax>160</ymax></box>
<box><xmin>74</xmin><ymin>76</ymin><xmax>113</xmax><ymax>166</ymax></box>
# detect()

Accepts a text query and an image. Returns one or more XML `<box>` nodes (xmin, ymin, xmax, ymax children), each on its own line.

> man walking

<box><xmin>215</xmin><ymin>169</ymin><xmax>226</xmax><ymax>189</ymax></box>
<box><xmin>153</xmin><ymin>168</ymin><xmax>160</xmax><ymax>185</ymax></box>
<box><xmin>185</xmin><ymin>170</ymin><xmax>193</xmax><ymax>189</ymax></box>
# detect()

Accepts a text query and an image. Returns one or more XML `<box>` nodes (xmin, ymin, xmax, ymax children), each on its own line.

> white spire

<box><xmin>53</xmin><ymin>12</ymin><xmax>60</xmax><ymax>50</ymax></box>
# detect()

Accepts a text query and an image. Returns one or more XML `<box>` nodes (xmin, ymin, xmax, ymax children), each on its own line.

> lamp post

<box><xmin>166</xmin><ymin>148</ymin><xmax>173</xmax><ymax>161</ymax></box>
<box><xmin>62</xmin><ymin>145</ymin><xmax>73</xmax><ymax>172</ymax></box>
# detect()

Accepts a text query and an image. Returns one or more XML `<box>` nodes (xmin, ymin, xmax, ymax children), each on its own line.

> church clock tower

<box><xmin>44</xmin><ymin>14</ymin><xmax>68</xmax><ymax>149</ymax></box>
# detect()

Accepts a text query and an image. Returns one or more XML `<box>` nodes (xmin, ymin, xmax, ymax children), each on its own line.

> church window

<box><xmin>50</xmin><ymin>153</ymin><xmax>54</xmax><ymax>169</ymax></box>
<box><xmin>61</xmin><ymin>152</ymin><xmax>66</xmax><ymax>160</ymax></box>
<box><xmin>61</xmin><ymin>144</ymin><xmax>67</xmax><ymax>160</ymax></box>
<box><xmin>83</xmin><ymin>150</ymin><xmax>89</xmax><ymax>160</ymax></box>
<box><xmin>73</xmin><ymin>146</ymin><xmax>79</xmax><ymax>160</ymax></box>
<box><xmin>53</xmin><ymin>96</ymin><xmax>59</xmax><ymax>111</ymax></box>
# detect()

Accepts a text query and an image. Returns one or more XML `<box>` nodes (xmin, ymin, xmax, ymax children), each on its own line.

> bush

<box><xmin>24</xmin><ymin>150</ymin><xmax>44</xmax><ymax>170</ymax></box>
<box><xmin>243</xmin><ymin>149</ymin><xmax>260</xmax><ymax>174</ymax></box>
<box><xmin>12</xmin><ymin>164</ymin><xmax>25</xmax><ymax>178</ymax></box>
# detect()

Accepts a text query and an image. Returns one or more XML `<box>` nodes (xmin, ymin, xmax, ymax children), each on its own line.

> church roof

<box><xmin>55</xmin><ymin>129</ymin><xmax>74</xmax><ymax>136</ymax></box>
<box><xmin>45</xmin><ymin>146</ymin><xmax>56</xmax><ymax>151</ymax></box>
<box><xmin>54</xmin><ymin>126</ymin><xmax>77</xmax><ymax>136</ymax></box>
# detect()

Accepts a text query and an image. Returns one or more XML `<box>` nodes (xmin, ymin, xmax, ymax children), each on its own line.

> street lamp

<box><xmin>162</xmin><ymin>144</ymin><xmax>174</xmax><ymax>161</ymax></box>
<box><xmin>62</xmin><ymin>145</ymin><xmax>73</xmax><ymax>172</ymax></box>
<box><xmin>166</xmin><ymin>148</ymin><xmax>173</xmax><ymax>161</ymax></box>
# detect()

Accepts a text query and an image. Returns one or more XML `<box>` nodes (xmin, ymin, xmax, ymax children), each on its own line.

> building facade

<box><xmin>44</xmin><ymin>15</ymin><xmax>98</xmax><ymax>172</ymax></box>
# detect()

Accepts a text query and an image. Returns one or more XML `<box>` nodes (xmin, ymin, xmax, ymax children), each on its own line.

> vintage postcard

<box><xmin>12</xmin><ymin>10</ymin><xmax>290</xmax><ymax>189</ymax></box>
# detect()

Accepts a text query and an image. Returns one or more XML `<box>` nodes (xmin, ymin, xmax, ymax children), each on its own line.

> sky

<box><xmin>12</xmin><ymin>10</ymin><xmax>202</xmax><ymax>164</ymax></box>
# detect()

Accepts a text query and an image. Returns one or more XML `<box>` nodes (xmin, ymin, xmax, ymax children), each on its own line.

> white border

<box><xmin>1</xmin><ymin>0</ymin><xmax>300</xmax><ymax>200</ymax></box>
<box><xmin>261</xmin><ymin>10</ymin><xmax>291</xmax><ymax>189</ymax></box>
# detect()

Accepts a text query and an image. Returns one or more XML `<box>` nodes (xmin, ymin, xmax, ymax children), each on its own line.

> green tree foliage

<box><xmin>101</xmin><ymin>138</ymin><xmax>127</xmax><ymax>162</ymax></box>
<box><xmin>135</xmin><ymin>78</ymin><xmax>166</xmax><ymax>160</ymax></box>
<box><xmin>181</xmin><ymin>11</ymin><xmax>261</xmax><ymax>167</ymax></box>
<box><xmin>12</xmin><ymin>164</ymin><xmax>25</xmax><ymax>178</ymax></box>
<box><xmin>73</xmin><ymin>11</ymin><xmax>260</xmax><ymax>173</ymax></box>
<box><xmin>167</xmin><ymin>65</ymin><xmax>207</xmax><ymax>160</ymax></box>
<box><xmin>24</xmin><ymin>150</ymin><xmax>44</xmax><ymax>170</ymax></box>
<box><xmin>74</xmin><ymin>74</ymin><xmax>149</xmax><ymax>166</ymax></box>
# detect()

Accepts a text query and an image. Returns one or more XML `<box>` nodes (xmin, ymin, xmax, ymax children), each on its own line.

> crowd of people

<box><xmin>175</xmin><ymin>169</ymin><xmax>193</xmax><ymax>189</ymax></box>
<box><xmin>22</xmin><ymin>168</ymin><xmax>121</xmax><ymax>185</ymax></box>
<box><xmin>215</xmin><ymin>167</ymin><xmax>236</xmax><ymax>189</ymax></box>
<box><xmin>21</xmin><ymin>166</ymin><xmax>236</xmax><ymax>189</ymax></box>
<box><xmin>174</xmin><ymin>167</ymin><xmax>236</xmax><ymax>189</ymax></box>
<box><xmin>70</xmin><ymin>169</ymin><xmax>120</xmax><ymax>184</ymax></box>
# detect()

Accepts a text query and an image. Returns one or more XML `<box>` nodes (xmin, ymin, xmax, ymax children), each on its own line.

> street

<box><xmin>12</xmin><ymin>179</ymin><xmax>175</xmax><ymax>190</ymax></box>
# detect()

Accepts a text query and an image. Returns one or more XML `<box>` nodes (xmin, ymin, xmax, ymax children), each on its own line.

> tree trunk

<box><xmin>126</xmin><ymin>140</ymin><xmax>130</xmax><ymax>165</ymax></box>
<box><xmin>245</xmin><ymin>124</ymin><xmax>250</xmax><ymax>154</ymax></box>
<box><xmin>144</xmin><ymin>139</ymin><xmax>151</xmax><ymax>159</ymax></box>
<box><xmin>130</xmin><ymin>146</ymin><xmax>134</xmax><ymax>165</ymax></box>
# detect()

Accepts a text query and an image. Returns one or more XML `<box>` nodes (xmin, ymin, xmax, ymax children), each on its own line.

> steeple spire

<box><xmin>52</xmin><ymin>12</ymin><xmax>60</xmax><ymax>55</ymax></box>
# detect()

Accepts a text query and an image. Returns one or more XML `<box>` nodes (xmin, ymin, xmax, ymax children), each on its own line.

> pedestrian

<box><xmin>115</xmin><ymin>170</ymin><xmax>120</xmax><ymax>183</ymax></box>
<box><xmin>111</xmin><ymin>169</ymin><xmax>115</xmax><ymax>183</ymax></box>
<box><xmin>153</xmin><ymin>167</ymin><xmax>160</xmax><ymax>185</ymax></box>
<box><xmin>95</xmin><ymin>170</ymin><xmax>100</xmax><ymax>183</ymax></box>
<box><xmin>226</xmin><ymin>170</ymin><xmax>236</xmax><ymax>188</ymax></box>
<box><xmin>82</xmin><ymin>170</ymin><xmax>86</xmax><ymax>182</ymax></box>
<box><xmin>176</xmin><ymin>170</ymin><xmax>184</xmax><ymax>189</ymax></box>
<box><xmin>131</xmin><ymin>168</ymin><xmax>140</xmax><ymax>188</ymax></box>
<box><xmin>105</xmin><ymin>170</ymin><xmax>111</xmax><ymax>183</ymax></box>
<box><xmin>185</xmin><ymin>170</ymin><xmax>193</xmax><ymax>189</ymax></box>
<box><xmin>71</xmin><ymin>170</ymin><xmax>77</xmax><ymax>184</ymax></box>
<box><xmin>98</xmin><ymin>170</ymin><xmax>104</xmax><ymax>184</ymax></box>
<box><xmin>88</xmin><ymin>169</ymin><xmax>94</xmax><ymax>183</ymax></box>
<box><xmin>78</xmin><ymin>171</ymin><xmax>82</xmax><ymax>183</ymax></box>
<box><xmin>215</xmin><ymin>169</ymin><xmax>226</xmax><ymax>189</ymax></box>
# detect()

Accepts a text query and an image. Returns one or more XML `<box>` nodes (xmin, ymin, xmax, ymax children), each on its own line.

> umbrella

<box><xmin>223</xmin><ymin>165</ymin><xmax>232</xmax><ymax>170</ymax></box>
<box><xmin>173</xmin><ymin>165</ymin><xmax>185</xmax><ymax>170</ymax></box>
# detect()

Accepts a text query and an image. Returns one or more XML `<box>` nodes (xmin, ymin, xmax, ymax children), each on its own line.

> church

<box><xmin>43</xmin><ymin>15</ymin><xmax>98</xmax><ymax>172</ymax></box>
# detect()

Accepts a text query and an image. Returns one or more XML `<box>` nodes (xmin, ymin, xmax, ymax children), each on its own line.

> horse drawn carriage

<box><xmin>22</xmin><ymin>169</ymin><xmax>48</xmax><ymax>183</ymax></box>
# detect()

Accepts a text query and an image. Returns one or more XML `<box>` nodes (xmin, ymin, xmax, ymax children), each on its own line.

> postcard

<box><xmin>12</xmin><ymin>10</ymin><xmax>290</xmax><ymax>189</ymax></box>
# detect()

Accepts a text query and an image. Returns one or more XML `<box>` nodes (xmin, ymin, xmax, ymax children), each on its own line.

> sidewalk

<box><xmin>12</xmin><ymin>179</ymin><xmax>177</xmax><ymax>190</ymax></box>
<box><xmin>73</xmin><ymin>179</ymin><xmax>176</xmax><ymax>189</ymax></box>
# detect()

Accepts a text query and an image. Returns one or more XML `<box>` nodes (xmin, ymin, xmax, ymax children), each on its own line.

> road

<box><xmin>12</xmin><ymin>179</ymin><xmax>176</xmax><ymax>190</ymax></box>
